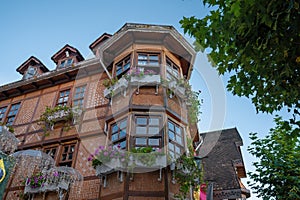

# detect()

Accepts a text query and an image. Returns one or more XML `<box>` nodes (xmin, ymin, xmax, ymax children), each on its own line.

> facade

<box><xmin>0</xmin><ymin>23</ymin><xmax>249</xmax><ymax>200</ymax></box>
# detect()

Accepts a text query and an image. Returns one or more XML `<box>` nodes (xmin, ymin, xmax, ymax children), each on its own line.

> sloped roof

<box><xmin>51</xmin><ymin>44</ymin><xmax>84</xmax><ymax>64</ymax></box>
<box><xmin>89</xmin><ymin>33</ymin><xmax>112</xmax><ymax>54</ymax></box>
<box><xmin>199</xmin><ymin>128</ymin><xmax>250</xmax><ymax>199</ymax></box>
<box><xmin>16</xmin><ymin>56</ymin><xmax>49</xmax><ymax>75</ymax></box>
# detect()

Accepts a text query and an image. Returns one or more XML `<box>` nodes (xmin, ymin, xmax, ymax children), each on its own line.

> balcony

<box><xmin>103</xmin><ymin>77</ymin><xmax>128</xmax><ymax>98</ymax></box>
<box><xmin>24</xmin><ymin>167</ymin><xmax>82</xmax><ymax>197</ymax></box>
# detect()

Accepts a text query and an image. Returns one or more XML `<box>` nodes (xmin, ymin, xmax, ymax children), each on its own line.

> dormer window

<box><xmin>23</xmin><ymin>66</ymin><xmax>37</xmax><ymax>80</ymax></box>
<box><xmin>59</xmin><ymin>58</ymin><xmax>73</xmax><ymax>69</ymax></box>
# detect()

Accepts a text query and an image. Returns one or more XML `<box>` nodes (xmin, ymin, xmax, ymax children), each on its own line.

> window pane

<box><xmin>149</xmin><ymin>138</ymin><xmax>159</xmax><ymax>146</ymax></box>
<box><xmin>169</xmin><ymin>143</ymin><xmax>174</xmax><ymax>151</ymax></box>
<box><xmin>175</xmin><ymin>146</ymin><xmax>181</xmax><ymax>154</ymax></box>
<box><xmin>120</xmin><ymin>140</ymin><xmax>126</xmax><ymax>149</ymax></box>
<box><xmin>176</xmin><ymin>135</ymin><xmax>182</xmax><ymax>145</ymax></box>
<box><xmin>148</xmin><ymin>127</ymin><xmax>159</xmax><ymax>135</ymax></box>
<box><xmin>120</xmin><ymin>120</ymin><xmax>127</xmax><ymax>129</ymax></box>
<box><xmin>120</xmin><ymin>130</ymin><xmax>126</xmax><ymax>138</ymax></box>
<box><xmin>136</xmin><ymin>127</ymin><xmax>147</xmax><ymax>134</ymax></box>
<box><xmin>149</xmin><ymin>118</ymin><xmax>159</xmax><ymax>125</ymax></box>
<box><xmin>112</xmin><ymin>124</ymin><xmax>118</xmax><ymax>133</ymax></box>
<box><xmin>136</xmin><ymin>117</ymin><xmax>147</xmax><ymax>125</ymax></box>
<box><xmin>112</xmin><ymin>134</ymin><xmax>118</xmax><ymax>142</ymax></box>
<box><xmin>138</xmin><ymin>54</ymin><xmax>147</xmax><ymax>60</ymax></box>
<box><xmin>149</xmin><ymin>55</ymin><xmax>158</xmax><ymax>60</ymax></box>
<box><xmin>169</xmin><ymin>131</ymin><xmax>175</xmax><ymax>141</ymax></box>
<box><xmin>136</xmin><ymin>138</ymin><xmax>147</xmax><ymax>145</ymax></box>
<box><xmin>168</xmin><ymin>122</ymin><xmax>174</xmax><ymax>131</ymax></box>
<box><xmin>175</xmin><ymin>126</ymin><xmax>181</xmax><ymax>134</ymax></box>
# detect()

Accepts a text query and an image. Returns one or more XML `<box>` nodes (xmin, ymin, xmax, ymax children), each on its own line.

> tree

<box><xmin>180</xmin><ymin>0</ymin><xmax>300</xmax><ymax>114</ymax></box>
<box><xmin>248</xmin><ymin>117</ymin><xmax>300</xmax><ymax>200</ymax></box>
<box><xmin>180</xmin><ymin>0</ymin><xmax>300</xmax><ymax>198</ymax></box>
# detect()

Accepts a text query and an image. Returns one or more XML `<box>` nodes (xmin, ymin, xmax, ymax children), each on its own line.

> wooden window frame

<box><xmin>110</xmin><ymin>118</ymin><xmax>128</xmax><ymax>149</ymax></box>
<box><xmin>6</xmin><ymin>103</ymin><xmax>21</xmax><ymax>126</ymax></box>
<box><xmin>23</xmin><ymin>66</ymin><xmax>38</xmax><ymax>80</ymax></box>
<box><xmin>73</xmin><ymin>85</ymin><xmax>86</xmax><ymax>108</ymax></box>
<box><xmin>58</xmin><ymin>58</ymin><xmax>73</xmax><ymax>69</ymax></box>
<box><xmin>0</xmin><ymin>106</ymin><xmax>8</xmax><ymax>123</ymax></box>
<box><xmin>56</xmin><ymin>89</ymin><xmax>71</xmax><ymax>106</ymax></box>
<box><xmin>167</xmin><ymin>120</ymin><xmax>184</xmax><ymax>160</ymax></box>
<box><xmin>166</xmin><ymin>57</ymin><xmax>180</xmax><ymax>80</ymax></box>
<box><xmin>115</xmin><ymin>54</ymin><xmax>131</xmax><ymax>77</ymax></box>
<box><xmin>58</xmin><ymin>143</ymin><xmax>77</xmax><ymax>167</ymax></box>
<box><xmin>132</xmin><ymin>115</ymin><xmax>162</xmax><ymax>148</ymax></box>
<box><xmin>136</xmin><ymin>52</ymin><xmax>161</xmax><ymax>74</ymax></box>
<box><xmin>44</xmin><ymin>145</ymin><xmax>59</xmax><ymax>161</ymax></box>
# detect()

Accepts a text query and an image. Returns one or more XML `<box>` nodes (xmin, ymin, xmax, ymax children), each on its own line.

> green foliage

<box><xmin>103</xmin><ymin>77</ymin><xmax>119</xmax><ymax>88</ymax></box>
<box><xmin>39</xmin><ymin>105</ymin><xmax>74</xmax><ymax>134</ymax></box>
<box><xmin>248</xmin><ymin>116</ymin><xmax>300</xmax><ymax>200</ymax></box>
<box><xmin>0</xmin><ymin>122</ymin><xmax>14</xmax><ymax>133</ymax></box>
<box><xmin>180</xmin><ymin>0</ymin><xmax>300</xmax><ymax>114</ymax></box>
<box><xmin>174</xmin><ymin>153</ymin><xmax>202</xmax><ymax>200</ymax></box>
<box><xmin>131</xmin><ymin>147</ymin><xmax>164</xmax><ymax>167</ymax></box>
<box><xmin>89</xmin><ymin>146</ymin><xmax>128</xmax><ymax>169</ymax></box>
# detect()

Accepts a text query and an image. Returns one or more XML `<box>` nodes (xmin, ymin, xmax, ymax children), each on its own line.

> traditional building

<box><xmin>0</xmin><ymin>23</ymin><xmax>249</xmax><ymax>200</ymax></box>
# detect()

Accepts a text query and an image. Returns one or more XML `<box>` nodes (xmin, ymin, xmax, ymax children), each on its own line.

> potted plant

<box><xmin>126</xmin><ymin>68</ymin><xmax>160</xmax><ymax>86</ymax></box>
<box><xmin>88</xmin><ymin>146</ymin><xmax>128</xmax><ymax>176</ymax></box>
<box><xmin>39</xmin><ymin>105</ymin><xmax>75</xmax><ymax>133</ymax></box>
<box><xmin>130</xmin><ymin>147</ymin><xmax>166</xmax><ymax>168</ymax></box>
<box><xmin>103</xmin><ymin>77</ymin><xmax>128</xmax><ymax>98</ymax></box>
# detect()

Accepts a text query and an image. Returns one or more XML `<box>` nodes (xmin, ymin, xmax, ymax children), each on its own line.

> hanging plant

<box><xmin>38</xmin><ymin>105</ymin><xmax>74</xmax><ymax>134</ymax></box>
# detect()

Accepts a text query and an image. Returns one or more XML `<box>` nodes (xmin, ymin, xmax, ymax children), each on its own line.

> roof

<box><xmin>51</xmin><ymin>44</ymin><xmax>84</xmax><ymax>64</ymax></box>
<box><xmin>199</xmin><ymin>128</ymin><xmax>250</xmax><ymax>199</ymax></box>
<box><xmin>89</xmin><ymin>33</ymin><xmax>112</xmax><ymax>53</ymax></box>
<box><xmin>16</xmin><ymin>56</ymin><xmax>49</xmax><ymax>75</ymax></box>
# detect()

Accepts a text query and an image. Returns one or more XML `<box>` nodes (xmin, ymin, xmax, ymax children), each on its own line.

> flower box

<box><xmin>130</xmin><ymin>154</ymin><xmax>166</xmax><ymax>169</ymax></box>
<box><xmin>168</xmin><ymin>81</ymin><xmax>186</xmax><ymax>99</ymax></box>
<box><xmin>130</xmin><ymin>75</ymin><xmax>161</xmax><ymax>86</ymax></box>
<box><xmin>95</xmin><ymin>158</ymin><xmax>123</xmax><ymax>176</ymax></box>
<box><xmin>104</xmin><ymin>77</ymin><xmax>128</xmax><ymax>98</ymax></box>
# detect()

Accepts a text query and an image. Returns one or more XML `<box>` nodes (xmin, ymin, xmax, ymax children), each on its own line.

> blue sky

<box><xmin>0</xmin><ymin>1</ymin><xmax>282</xmax><ymax>199</ymax></box>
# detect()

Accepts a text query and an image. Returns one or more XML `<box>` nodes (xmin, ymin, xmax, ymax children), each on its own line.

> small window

<box><xmin>24</xmin><ymin>66</ymin><xmax>37</xmax><ymax>80</ymax></box>
<box><xmin>57</xmin><ymin>90</ymin><xmax>70</xmax><ymax>106</ymax></box>
<box><xmin>44</xmin><ymin>147</ymin><xmax>58</xmax><ymax>160</ymax></box>
<box><xmin>133</xmin><ymin>116</ymin><xmax>162</xmax><ymax>148</ymax></box>
<box><xmin>166</xmin><ymin>58</ymin><xmax>180</xmax><ymax>80</ymax></box>
<box><xmin>59</xmin><ymin>144</ymin><xmax>75</xmax><ymax>167</ymax></box>
<box><xmin>111</xmin><ymin>118</ymin><xmax>127</xmax><ymax>149</ymax></box>
<box><xmin>73</xmin><ymin>85</ymin><xmax>86</xmax><ymax>108</ymax></box>
<box><xmin>168</xmin><ymin>120</ymin><xmax>184</xmax><ymax>160</ymax></box>
<box><xmin>0</xmin><ymin>107</ymin><xmax>7</xmax><ymax>122</ymax></box>
<box><xmin>6</xmin><ymin>103</ymin><xmax>21</xmax><ymax>126</ymax></box>
<box><xmin>115</xmin><ymin>55</ymin><xmax>131</xmax><ymax>77</ymax></box>
<box><xmin>59</xmin><ymin>58</ymin><xmax>73</xmax><ymax>68</ymax></box>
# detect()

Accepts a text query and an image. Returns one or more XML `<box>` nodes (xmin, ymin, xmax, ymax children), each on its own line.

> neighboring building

<box><xmin>199</xmin><ymin>128</ymin><xmax>251</xmax><ymax>200</ymax></box>
<box><xmin>0</xmin><ymin>23</ymin><xmax>250</xmax><ymax>200</ymax></box>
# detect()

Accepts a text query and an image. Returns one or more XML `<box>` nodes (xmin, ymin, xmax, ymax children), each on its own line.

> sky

<box><xmin>0</xmin><ymin>1</ymin><xmax>282</xmax><ymax>199</ymax></box>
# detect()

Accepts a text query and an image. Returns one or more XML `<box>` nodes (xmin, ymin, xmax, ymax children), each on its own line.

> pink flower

<box><xmin>53</xmin><ymin>171</ymin><xmax>59</xmax><ymax>177</ymax></box>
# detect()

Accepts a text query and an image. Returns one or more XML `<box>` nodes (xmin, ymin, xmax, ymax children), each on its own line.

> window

<box><xmin>0</xmin><ymin>107</ymin><xmax>7</xmax><ymax>122</ymax></box>
<box><xmin>168</xmin><ymin>120</ymin><xmax>184</xmax><ymax>160</ymax></box>
<box><xmin>73</xmin><ymin>85</ymin><xmax>86</xmax><ymax>108</ymax></box>
<box><xmin>6</xmin><ymin>103</ymin><xmax>21</xmax><ymax>126</ymax></box>
<box><xmin>59</xmin><ymin>144</ymin><xmax>75</xmax><ymax>167</ymax></box>
<box><xmin>57</xmin><ymin>90</ymin><xmax>70</xmax><ymax>106</ymax></box>
<box><xmin>166</xmin><ymin>58</ymin><xmax>180</xmax><ymax>80</ymax></box>
<box><xmin>44</xmin><ymin>146</ymin><xmax>58</xmax><ymax>160</ymax></box>
<box><xmin>137</xmin><ymin>53</ymin><xmax>160</xmax><ymax>74</ymax></box>
<box><xmin>133</xmin><ymin>116</ymin><xmax>162</xmax><ymax>148</ymax></box>
<box><xmin>111</xmin><ymin>118</ymin><xmax>127</xmax><ymax>149</ymax></box>
<box><xmin>59</xmin><ymin>58</ymin><xmax>73</xmax><ymax>68</ymax></box>
<box><xmin>24</xmin><ymin>66</ymin><xmax>37</xmax><ymax>80</ymax></box>
<box><xmin>116</xmin><ymin>55</ymin><xmax>131</xmax><ymax>77</ymax></box>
